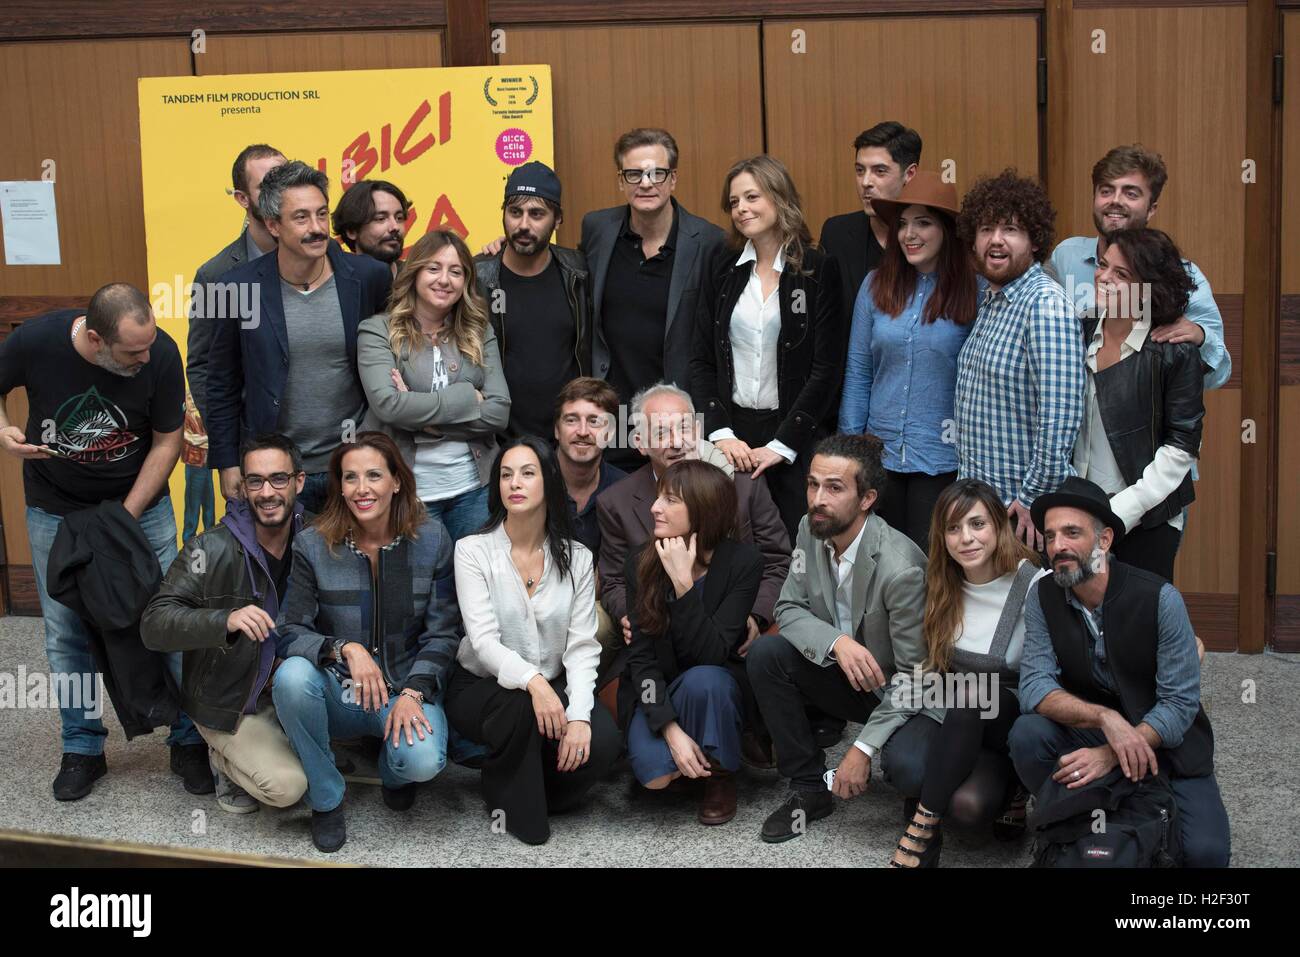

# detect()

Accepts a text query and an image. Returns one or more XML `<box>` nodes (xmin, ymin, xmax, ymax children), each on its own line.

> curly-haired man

<box><xmin>953</xmin><ymin>170</ymin><xmax>1084</xmax><ymax>552</ymax></box>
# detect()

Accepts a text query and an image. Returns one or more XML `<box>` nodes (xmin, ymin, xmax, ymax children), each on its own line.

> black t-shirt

<box><xmin>0</xmin><ymin>310</ymin><xmax>185</xmax><ymax>515</ymax></box>
<box><xmin>602</xmin><ymin>208</ymin><xmax>677</xmax><ymax>408</ymax></box>
<box><xmin>262</xmin><ymin>526</ymin><xmax>295</xmax><ymax>605</ymax></box>
<box><xmin>498</xmin><ymin>258</ymin><xmax>580</xmax><ymax>439</ymax></box>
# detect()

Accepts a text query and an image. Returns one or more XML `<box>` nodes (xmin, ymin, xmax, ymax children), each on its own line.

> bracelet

<box><xmin>400</xmin><ymin>688</ymin><xmax>424</xmax><ymax>705</ymax></box>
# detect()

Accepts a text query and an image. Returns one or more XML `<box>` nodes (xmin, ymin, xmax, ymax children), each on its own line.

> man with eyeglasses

<box><xmin>580</xmin><ymin>128</ymin><xmax>726</xmax><ymax>468</ymax></box>
<box><xmin>142</xmin><ymin>433</ymin><xmax>310</xmax><ymax>815</ymax></box>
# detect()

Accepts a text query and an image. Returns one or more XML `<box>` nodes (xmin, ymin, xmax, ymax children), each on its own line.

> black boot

<box><xmin>311</xmin><ymin>804</ymin><xmax>347</xmax><ymax>853</ymax></box>
<box><xmin>171</xmin><ymin>743</ymin><xmax>215</xmax><ymax>795</ymax></box>
<box><xmin>52</xmin><ymin>753</ymin><xmax>107</xmax><ymax>801</ymax></box>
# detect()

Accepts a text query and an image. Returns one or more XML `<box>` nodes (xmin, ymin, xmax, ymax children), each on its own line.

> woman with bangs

<box><xmin>690</xmin><ymin>154</ymin><xmax>844</xmax><ymax>542</ymax></box>
<box><xmin>621</xmin><ymin>460</ymin><xmax>764</xmax><ymax>826</ymax></box>
<box><xmin>887</xmin><ymin>479</ymin><xmax>1046</xmax><ymax>868</ymax></box>
<box><xmin>838</xmin><ymin>171</ymin><xmax>980</xmax><ymax>551</ymax></box>
<box><xmin>357</xmin><ymin>229</ymin><xmax>510</xmax><ymax>543</ymax></box>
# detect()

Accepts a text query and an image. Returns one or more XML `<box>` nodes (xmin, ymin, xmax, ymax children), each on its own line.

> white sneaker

<box><xmin>213</xmin><ymin>767</ymin><xmax>259</xmax><ymax>814</ymax></box>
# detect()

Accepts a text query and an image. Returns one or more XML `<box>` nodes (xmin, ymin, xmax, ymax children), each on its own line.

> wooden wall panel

<box><xmin>1173</xmin><ymin>389</ymin><xmax>1240</xmax><ymax>594</ymax></box>
<box><xmin>0</xmin><ymin>38</ymin><xmax>192</xmax><ymax>295</ymax></box>
<box><xmin>194</xmin><ymin>30</ymin><xmax>443</xmax><ymax>76</ymax></box>
<box><xmin>0</xmin><ymin>389</ymin><xmax>32</xmax><ymax>567</ymax></box>
<box><xmin>496</xmin><ymin>22</ymin><xmax>765</xmax><ymax>245</ymax></box>
<box><xmin>1274</xmin><ymin>13</ymin><xmax>1300</xmax><ymax>599</ymax></box>
<box><xmin>1060</xmin><ymin>6</ymin><xmax>1246</xmax><ymax>292</ymax></box>
<box><xmin>763</xmin><ymin>16</ymin><xmax>1039</xmax><ymax>241</ymax></box>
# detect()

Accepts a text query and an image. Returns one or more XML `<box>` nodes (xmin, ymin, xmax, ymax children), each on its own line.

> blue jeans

<box><xmin>627</xmin><ymin>665</ymin><xmax>743</xmax><ymax>784</ymax></box>
<box><xmin>1009</xmin><ymin>713</ymin><xmax>1231</xmax><ymax>867</ymax></box>
<box><xmin>424</xmin><ymin>485</ymin><xmax>489</xmax><ymax>543</ymax></box>
<box><xmin>272</xmin><ymin>656</ymin><xmax>449</xmax><ymax>812</ymax></box>
<box><xmin>26</xmin><ymin>497</ymin><xmax>202</xmax><ymax>756</ymax></box>
<box><xmin>182</xmin><ymin>465</ymin><xmax>215</xmax><ymax>542</ymax></box>
<box><xmin>297</xmin><ymin>471</ymin><xmax>331</xmax><ymax>515</ymax></box>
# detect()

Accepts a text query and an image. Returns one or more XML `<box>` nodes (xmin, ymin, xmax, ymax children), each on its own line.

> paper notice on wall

<box><xmin>0</xmin><ymin>181</ymin><xmax>62</xmax><ymax>265</ymax></box>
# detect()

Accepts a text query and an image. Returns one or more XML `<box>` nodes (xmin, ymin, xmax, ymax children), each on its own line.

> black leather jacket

<box><xmin>689</xmin><ymin>243</ymin><xmax>845</xmax><ymax>455</ymax></box>
<box><xmin>1081</xmin><ymin>316</ymin><xmax>1204</xmax><ymax>529</ymax></box>
<box><xmin>473</xmin><ymin>245</ymin><xmax>592</xmax><ymax>378</ymax></box>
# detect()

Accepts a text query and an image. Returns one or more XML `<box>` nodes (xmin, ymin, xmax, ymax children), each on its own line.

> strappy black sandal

<box><xmin>888</xmin><ymin>805</ymin><xmax>943</xmax><ymax>868</ymax></box>
<box><xmin>991</xmin><ymin>786</ymin><xmax>1030</xmax><ymax>842</ymax></box>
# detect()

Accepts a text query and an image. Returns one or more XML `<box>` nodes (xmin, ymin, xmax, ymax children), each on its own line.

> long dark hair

<box><xmin>923</xmin><ymin>479</ymin><xmax>1038</xmax><ymax>672</ymax></box>
<box><xmin>871</xmin><ymin>205</ymin><xmax>978</xmax><ymax>326</ymax></box>
<box><xmin>634</xmin><ymin>461</ymin><xmax>738</xmax><ymax>637</ymax></box>
<box><xmin>484</xmin><ymin>435</ymin><xmax>577</xmax><ymax>582</ymax></box>
<box><xmin>313</xmin><ymin>431</ymin><xmax>427</xmax><ymax>554</ymax></box>
<box><xmin>1105</xmin><ymin>227</ymin><xmax>1196</xmax><ymax>327</ymax></box>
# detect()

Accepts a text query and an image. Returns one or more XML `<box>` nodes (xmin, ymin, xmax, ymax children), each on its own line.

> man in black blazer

<box><xmin>818</xmin><ymin>122</ymin><xmax>921</xmax><ymax>431</ymax></box>
<box><xmin>581</xmin><ymin>128</ymin><xmax>726</xmax><ymax>468</ymax></box>
<box><xmin>207</xmin><ymin>160</ymin><xmax>392</xmax><ymax>512</ymax></box>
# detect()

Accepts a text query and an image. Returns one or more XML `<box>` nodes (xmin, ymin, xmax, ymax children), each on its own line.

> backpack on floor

<box><xmin>1029</xmin><ymin>767</ymin><xmax>1181</xmax><ymax>867</ymax></box>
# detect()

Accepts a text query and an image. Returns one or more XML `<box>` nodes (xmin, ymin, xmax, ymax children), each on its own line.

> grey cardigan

<box><xmin>357</xmin><ymin>312</ymin><xmax>511</xmax><ymax>488</ymax></box>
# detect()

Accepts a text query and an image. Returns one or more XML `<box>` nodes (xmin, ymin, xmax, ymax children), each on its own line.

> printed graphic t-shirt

<box><xmin>0</xmin><ymin>310</ymin><xmax>185</xmax><ymax>515</ymax></box>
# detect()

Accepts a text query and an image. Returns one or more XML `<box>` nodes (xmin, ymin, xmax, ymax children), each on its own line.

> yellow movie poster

<box><xmin>136</xmin><ymin>65</ymin><xmax>553</xmax><ymax>533</ymax></box>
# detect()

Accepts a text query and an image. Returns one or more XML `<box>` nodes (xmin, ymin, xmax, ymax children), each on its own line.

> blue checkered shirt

<box><xmin>954</xmin><ymin>262</ymin><xmax>1085</xmax><ymax>507</ymax></box>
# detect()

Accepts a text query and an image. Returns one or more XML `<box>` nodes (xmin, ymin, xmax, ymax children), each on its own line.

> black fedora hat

<box><xmin>1029</xmin><ymin>477</ymin><xmax>1125</xmax><ymax>548</ymax></box>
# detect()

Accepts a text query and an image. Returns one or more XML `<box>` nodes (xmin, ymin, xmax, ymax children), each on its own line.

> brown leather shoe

<box><xmin>698</xmin><ymin>770</ymin><xmax>737</xmax><ymax>825</ymax></box>
<box><xmin>740</xmin><ymin>731</ymin><xmax>776</xmax><ymax>770</ymax></box>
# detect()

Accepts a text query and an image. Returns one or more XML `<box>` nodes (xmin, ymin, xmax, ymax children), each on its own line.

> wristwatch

<box><xmin>331</xmin><ymin>638</ymin><xmax>349</xmax><ymax>662</ymax></box>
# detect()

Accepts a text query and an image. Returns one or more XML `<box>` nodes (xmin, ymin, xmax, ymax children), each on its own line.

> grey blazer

<box><xmin>187</xmin><ymin>227</ymin><xmax>253</xmax><ymax>421</ymax></box>
<box><xmin>356</xmin><ymin>313</ymin><xmax>511</xmax><ymax>489</ymax></box>
<box><xmin>580</xmin><ymin>198</ymin><xmax>726</xmax><ymax>391</ymax></box>
<box><xmin>775</xmin><ymin>511</ymin><xmax>941</xmax><ymax>751</ymax></box>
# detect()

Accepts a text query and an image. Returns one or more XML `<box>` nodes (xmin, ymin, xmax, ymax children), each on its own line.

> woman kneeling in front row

<box><xmin>622</xmin><ymin>460</ymin><xmax>764</xmax><ymax>825</ymax></box>
<box><xmin>446</xmin><ymin>435</ymin><xmax>619</xmax><ymax>845</ymax></box>
<box><xmin>889</xmin><ymin>480</ymin><xmax>1047</xmax><ymax>867</ymax></box>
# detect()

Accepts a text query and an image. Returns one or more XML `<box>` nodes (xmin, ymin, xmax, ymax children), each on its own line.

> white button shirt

<box><xmin>822</xmin><ymin>519</ymin><xmax>877</xmax><ymax>760</ymax></box>
<box><xmin>708</xmin><ymin>240</ymin><xmax>798</xmax><ymax>463</ymax></box>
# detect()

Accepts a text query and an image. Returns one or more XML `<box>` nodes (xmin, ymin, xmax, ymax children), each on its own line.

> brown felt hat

<box><xmin>871</xmin><ymin>170</ymin><xmax>961</xmax><ymax>224</ymax></box>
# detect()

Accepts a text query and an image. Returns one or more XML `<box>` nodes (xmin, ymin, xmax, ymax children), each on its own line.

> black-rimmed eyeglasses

<box><xmin>243</xmin><ymin>472</ymin><xmax>298</xmax><ymax>491</ymax></box>
<box><xmin>619</xmin><ymin>167</ymin><xmax>674</xmax><ymax>185</ymax></box>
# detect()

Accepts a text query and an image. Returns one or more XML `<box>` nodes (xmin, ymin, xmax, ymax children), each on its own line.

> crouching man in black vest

<box><xmin>1009</xmin><ymin>477</ymin><xmax>1229</xmax><ymax>867</ymax></box>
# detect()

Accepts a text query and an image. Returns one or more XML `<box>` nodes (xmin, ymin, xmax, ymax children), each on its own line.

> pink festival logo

<box><xmin>495</xmin><ymin>128</ymin><xmax>533</xmax><ymax>166</ymax></box>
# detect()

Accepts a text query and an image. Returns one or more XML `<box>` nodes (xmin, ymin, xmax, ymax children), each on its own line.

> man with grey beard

<box><xmin>0</xmin><ymin>283</ymin><xmax>208</xmax><ymax>801</ymax></box>
<box><xmin>1011</xmin><ymin>476</ymin><xmax>1229</xmax><ymax>866</ymax></box>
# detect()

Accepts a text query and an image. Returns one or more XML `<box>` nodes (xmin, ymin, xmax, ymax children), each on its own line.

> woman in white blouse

<box><xmin>689</xmin><ymin>154</ymin><xmax>844</xmax><ymax>542</ymax></box>
<box><xmin>445</xmin><ymin>435</ymin><xmax>619</xmax><ymax>845</ymax></box>
<box><xmin>889</xmin><ymin>479</ymin><xmax>1047</xmax><ymax>868</ymax></box>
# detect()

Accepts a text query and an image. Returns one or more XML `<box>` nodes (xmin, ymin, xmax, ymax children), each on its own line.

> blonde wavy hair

<box><xmin>386</xmin><ymin>230</ymin><xmax>489</xmax><ymax>366</ymax></box>
<box><xmin>720</xmin><ymin>154</ymin><xmax>813</xmax><ymax>274</ymax></box>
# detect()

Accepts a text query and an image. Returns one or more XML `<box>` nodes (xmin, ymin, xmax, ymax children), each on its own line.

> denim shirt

<box><xmin>837</xmin><ymin>270</ymin><xmax>973</xmax><ymax>474</ymax></box>
<box><xmin>1019</xmin><ymin>577</ymin><xmax>1202</xmax><ymax>749</ymax></box>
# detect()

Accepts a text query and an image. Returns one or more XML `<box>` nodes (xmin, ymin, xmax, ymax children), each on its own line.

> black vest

<box><xmin>1036</xmin><ymin>560</ymin><xmax>1213</xmax><ymax>778</ymax></box>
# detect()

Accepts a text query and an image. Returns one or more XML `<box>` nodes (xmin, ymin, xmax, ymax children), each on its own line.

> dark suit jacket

<box><xmin>187</xmin><ymin>227</ymin><xmax>254</xmax><ymax>421</ymax></box>
<box><xmin>819</xmin><ymin>211</ymin><xmax>884</xmax><ymax>432</ymax></box>
<box><xmin>596</xmin><ymin>461</ymin><xmax>790</xmax><ymax>629</ymax></box>
<box><xmin>819</xmin><ymin>210</ymin><xmax>884</xmax><ymax>324</ymax></box>
<box><xmin>205</xmin><ymin>240</ymin><xmax>393</xmax><ymax>470</ymax></box>
<box><xmin>689</xmin><ymin>243</ymin><xmax>845</xmax><ymax>455</ymax></box>
<box><xmin>618</xmin><ymin>537</ymin><xmax>763</xmax><ymax>732</ymax></box>
<box><xmin>581</xmin><ymin>198</ymin><xmax>727</xmax><ymax>391</ymax></box>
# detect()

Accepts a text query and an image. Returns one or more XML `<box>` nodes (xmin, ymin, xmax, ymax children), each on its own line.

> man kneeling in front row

<box><xmin>747</xmin><ymin>433</ymin><xmax>942</xmax><ymax>842</ymax></box>
<box><xmin>1010</xmin><ymin>477</ymin><xmax>1230</xmax><ymax>867</ymax></box>
<box><xmin>142</xmin><ymin>433</ymin><xmax>309</xmax><ymax>813</ymax></box>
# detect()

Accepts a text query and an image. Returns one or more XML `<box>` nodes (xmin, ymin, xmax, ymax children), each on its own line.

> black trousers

<box><xmin>877</xmin><ymin>469</ymin><xmax>957</xmax><ymax>554</ymax></box>
<box><xmin>918</xmin><ymin>681</ymin><xmax>1020</xmax><ymax>826</ymax></box>
<box><xmin>445</xmin><ymin>666</ymin><xmax>620</xmax><ymax>845</ymax></box>
<box><xmin>746</xmin><ymin>633</ymin><xmax>937</xmax><ymax>793</ymax></box>
<box><xmin>1112</xmin><ymin>522</ymin><xmax>1182</xmax><ymax>583</ymax></box>
<box><xmin>729</xmin><ymin>407</ymin><xmax>809</xmax><ymax>545</ymax></box>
